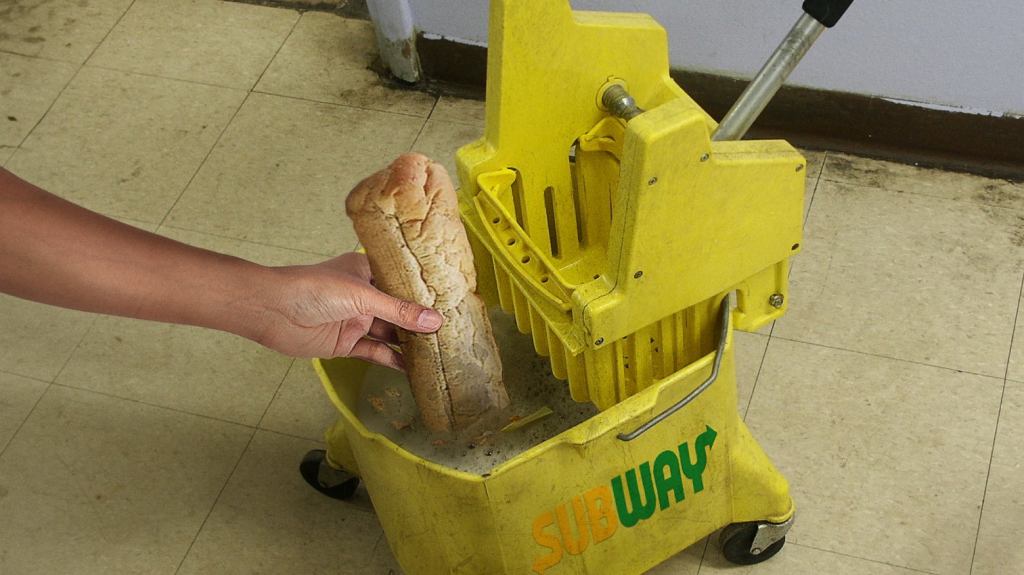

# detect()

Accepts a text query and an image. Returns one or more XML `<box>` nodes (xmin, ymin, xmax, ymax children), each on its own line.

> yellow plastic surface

<box><xmin>457</xmin><ymin>0</ymin><xmax>804</xmax><ymax>408</ymax></box>
<box><xmin>315</xmin><ymin>299</ymin><xmax>793</xmax><ymax>575</ymax></box>
<box><xmin>312</xmin><ymin>1</ymin><xmax>802</xmax><ymax>572</ymax></box>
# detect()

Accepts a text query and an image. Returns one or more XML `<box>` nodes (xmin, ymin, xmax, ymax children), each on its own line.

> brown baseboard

<box><xmin>227</xmin><ymin>0</ymin><xmax>368</xmax><ymax>19</ymax></box>
<box><xmin>417</xmin><ymin>34</ymin><xmax>1024</xmax><ymax>181</ymax></box>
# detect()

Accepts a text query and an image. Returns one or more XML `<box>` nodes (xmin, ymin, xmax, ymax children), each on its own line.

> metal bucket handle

<box><xmin>617</xmin><ymin>293</ymin><xmax>733</xmax><ymax>442</ymax></box>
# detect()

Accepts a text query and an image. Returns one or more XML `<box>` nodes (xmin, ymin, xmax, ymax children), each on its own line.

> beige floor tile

<box><xmin>177</xmin><ymin>430</ymin><xmax>385</xmax><ymax>574</ymax></box>
<box><xmin>260</xmin><ymin>359</ymin><xmax>338</xmax><ymax>441</ymax></box>
<box><xmin>747</xmin><ymin>339</ymin><xmax>1001</xmax><ymax>574</ymax></box>
<box><xmin>0</xmin><ymin>371</ymin><xmax>47</xmax><ymax>451</ymax></box>
<box><xmin>0</xmin><ymin>385</ymin><xmax>251</xmax><ymax>575</ymax></box>
<box><xmin>971</xmin><ymin>380</ymin><xmax>1024</xmax><ymax>575</ymax></box>
<box><xmin>1007</xmin><ymin>294</ymin><xmax>1024</xmax><ymax>382</ymax></box>
<box><xmin>822</xmin><ymin>152</ymin><xmax>1024</xmax><ymax>211</ymax></box>
<box><xmin>256</xmin><ymin>12</ymin><xmax>436</xmax><ymax>117</ymax></box>
<box><xmin>166</xmin><ymin>92</ymin><xmax>423</xmax><ymax>254</ymax></box>
<box><xmin>0</xmin><ymin>0</ymin><xmax>133</xmax><ymax>64</ymax></box>
<box><xmin>774</xmin><ymin>180</ymin><xmax>1024</xmax><ymax>377</ymax></box>
<box><xmin>699</xmin><ymin>541</ymin><xmax>925</xmax><ymax>574</ymax></box>
<box><xmin>88</xmin><ymin>0</ymin><xmax>297</xmax><ymax>89</ymax></box>
<box><xmin>0</xmin><ymin>52</ymin><xmax>76</xmax><ymax>146</ymax></box>
<box><xmin>0</xmin><ymin>293</ymin><xmax>95</xmax><ymax>381</ymax></box>
<box><xmin>431</xmin><ymin>95</ymin><xmax>485</xmax><ymax>127</ymax></box>
<box><xmin>410</xmin><ymin>118</ymin><xmax>483</xmax><ymax>179</ymax></box>
<box><xmin>158</xmin><ymin>224</ymin><xmax>326</xmax><ymax>266</ymax></box>
<box><xmin>1</xmin><ymin>145</ymin><xmax>14</xmax><ymax>165</ymax></box>
<box><xmin>7</xmin><ymin>66</ymin><xmax>245</xmax><ymax>223</ymax></box>
<box><xmin>643</xmin><ymin>539</ymin><xmax>704</xmax><ymax>574</ymax></box>
<box><xmin>56</xmin><ymin>227</ymin><xmax>316</xmax><ymax>426</ymax></box>
<box><xmin>56</xmin><ymin>316</ymin><xmax>292</xmax><ymax>425</ymax></box>
<box><xmin>734</xmin><ymin>331</ymin><xmax>768</xmax><ymax>415</ymax></box>
<box><xmin>801</xmin><ymin>150</ymin><xmax>825</xmax><ymax>220</ymax></box>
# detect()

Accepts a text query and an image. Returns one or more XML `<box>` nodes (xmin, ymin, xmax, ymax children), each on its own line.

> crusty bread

<box><xmin>346</xmin><ymin>153</ymin><xmax>509</xmax><ymax>433</ymax></box>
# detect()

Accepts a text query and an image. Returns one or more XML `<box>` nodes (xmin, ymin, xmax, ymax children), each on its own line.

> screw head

<box><xmin>796</xmin><ymin>164</ymin><xmax>804</xmax><ymax>172</ymax></box>
<box><xmin>633</xmin><ymin>270</ymin><xmax>643</xmax><ymax>279</ymax></box>
<box><xmin>769</xmin><ymin>293</ymin><xmax>785</xmax><ymax>308</ymax></box>
<box><xmin>595</xmin><ymin>338</ymin><xmax>605</xmax><ymax>346</ymax></box>
<box><xmin>751</xmin><ymin>547</ymin><xmax>764</xmax><ymax>555</ymax></box>
<box><xmin>699</xmin><ymin>153</ymin><xmax>710</xmax><ymax>162</ymax></box>
<box><xmin>648</xmin><ymin>177</ymin><xmax>658</xmax><ymax>186</ymax></box>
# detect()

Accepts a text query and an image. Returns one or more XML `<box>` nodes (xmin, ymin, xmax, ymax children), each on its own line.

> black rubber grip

<box><xmin>802</xmin><ymin>0</ymin><xmax>854</xmax><ymax>28</ymax></box>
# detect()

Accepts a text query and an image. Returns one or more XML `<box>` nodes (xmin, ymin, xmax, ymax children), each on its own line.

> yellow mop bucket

<box><xmin>311</xmin><ymin>295</ymin><xmax>792</xmax><ymax>575</ymax></box>
<box><xmin>303</xmin><ymin>0</ymin><xmax>855</xmax><ymax>572</ymax></box>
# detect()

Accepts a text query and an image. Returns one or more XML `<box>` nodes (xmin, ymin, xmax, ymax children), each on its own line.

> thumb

<box><xmin>357</xmin><ymin>287</ymin><xmax>443</xmax><ymax>333</ymax></box>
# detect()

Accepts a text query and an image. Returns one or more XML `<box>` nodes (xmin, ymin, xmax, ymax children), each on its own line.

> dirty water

<box><xmin>357</xmin><ymin>307</ymin><xmax>599</xmax><ymax>476</ymax></box>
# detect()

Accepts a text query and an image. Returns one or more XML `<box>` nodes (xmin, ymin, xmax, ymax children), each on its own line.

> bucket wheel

<box><xmin>719</xmin><ymin>519</ymin><xmax>791</xmax><ymax>565</ymax></box>
<box><xmin>299</xmin><ymin>449</ymin><xmax>360</xmax><ymax>500</ymax></box>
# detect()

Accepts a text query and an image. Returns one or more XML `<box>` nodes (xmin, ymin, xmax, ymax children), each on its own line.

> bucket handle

<box><xmin>617</xmin><ymin>293</ymin><xmax>733</xmax><ymax>442</ymax></box>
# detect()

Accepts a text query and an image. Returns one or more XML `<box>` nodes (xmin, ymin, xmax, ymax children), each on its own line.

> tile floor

<box><xmin>1</xmin><ymin>1</ymin><xmax>1023</xmax><ymax>574</ymax></box>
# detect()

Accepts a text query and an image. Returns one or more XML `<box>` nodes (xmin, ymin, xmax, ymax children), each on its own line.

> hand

<box><xmin>254</xmin><ymin>252</ymin><xmax>443</xmax><ymax>369</ymax></box>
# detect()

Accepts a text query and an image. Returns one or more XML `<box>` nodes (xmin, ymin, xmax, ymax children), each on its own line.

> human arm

<box><xmin>0</xmin><ymin>168</ymin><xmax>441</xmax><ymax>369</ymax></box>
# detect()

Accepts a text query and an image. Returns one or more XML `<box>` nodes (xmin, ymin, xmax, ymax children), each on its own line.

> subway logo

<box><xmin>531</xmin><ymin>425</ymin><xmax>717</xmax><ymax>574</ymax></box>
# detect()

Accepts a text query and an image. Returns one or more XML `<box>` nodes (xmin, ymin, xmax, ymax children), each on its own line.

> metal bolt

<box><xmin>769</xmin><ymin>293</ymin><xmax>785</xmax><ymax>308</ymax></box>
<box><xmin>648</xmin><ymin>177</ymin><xmax>658</xmax><ymax>186</ymax></box>
<box><xmin>699</xmin><ymin>153</ymin><xmax>710</xmax><ymax>162</ymax></box>
<box><xmin>633</xmin><ymin>270</ymin><xmax>643</xmax><ymax>279</ymax></box>
<box><xmin>751</xmin><ymin>547</ymin><xmax>764</xmax><ymax>555</ymax></box>
<box><xmin>595</xmin><ymin>338</ymin><xmax>605</xmax><ymax>346</ymax></box>
<box><xmin>795</xmin><ymin>164</ymin><xmax>804</xmax><ymax>172</ymax></box>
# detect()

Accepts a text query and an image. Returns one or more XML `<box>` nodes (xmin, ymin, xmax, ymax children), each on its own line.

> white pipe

<box><xmin>366</xmin><ymin>0</ymin><xmax>420</xmax><ymax>83</ymax></box>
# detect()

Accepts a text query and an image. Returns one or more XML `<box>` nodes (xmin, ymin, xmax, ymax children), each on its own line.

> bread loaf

<box><xmin>346</xmin><ymin>153</ymin><xmax>509</xmax><ymax>433</ymax></box>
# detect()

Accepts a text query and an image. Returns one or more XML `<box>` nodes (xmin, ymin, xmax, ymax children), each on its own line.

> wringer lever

<box><xmin>614</xmin><ymin>0</ymin><xmax>854</xmax><ymax>441</ymax></box>
<box><xmin>604</xmin><ymin>0</ymin><xmax>854</xmax><ymax>141</ymax></box>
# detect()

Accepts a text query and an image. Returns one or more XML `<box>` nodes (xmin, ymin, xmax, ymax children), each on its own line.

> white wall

<box><xmin>409</xmin><ymin>0</ymin><xmax>1024</xmax><ymax>117</ymax></box>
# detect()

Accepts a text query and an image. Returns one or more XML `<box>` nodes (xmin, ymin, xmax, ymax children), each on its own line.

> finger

<box><xmin>350</xmin><ymin>338</ymin><xmax>405</xmax><ymax>371</ymax></box>
<box><xmin>356</xmin><ymin>287</ymin><xmax>443</xmax><ymax>334</ymax></box>
<box><xmin>335</xmin><ymin>315</ymin><xmax>374</xmax><ymax>357</ymax></box>
<box><xmin>368</xmin><ymin>318</ymin><xmax>398</xmax><ymax>344</ymax></box>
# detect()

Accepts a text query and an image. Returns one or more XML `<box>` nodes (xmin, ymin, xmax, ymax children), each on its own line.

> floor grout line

<box><xmin>49</xmin><ymin>380</ymin><xmax>260</xmax><ymax>430</ymax></box>
<box><xmin>81</xmin><ymin>62</ymin><xmax>251</xmax><ymax>93</ymax></box>
<box><xmin>805</xmin><ymin>150</ymin><xmax>827</xmax><ymax>227</ymax></box>
<box><xmin>80</xmin><ymin>0</ymin><xmax>138</xmax><ymax>67</ymax></box>
<box><xmin>249</xmin><ymin>8</ymin><xmax>302</xmax><ymax>93</ymax></box>
<box><xmin>0</xmin><ymin>47</ymin><xmax>82</xmax><ymax>65</ymax></box>
<box><xmin>156</xmin><ymin>222</ymin><xmax>338</xmax><ymax>259</ymax></box>
<box><xmin>740</xmin><ymin>334</ymin><xmax>772</xmax><ymax>421</ymax></box>
<box><xmin>0</xmin><ymin>367</ymin><xmax>58</xmax><ymax>386</ymax></box>
<box><xmin>968</xmin><ymin>270</ymin><xmax>1024</xmax><ymax>575</ymax></box>
<box><xmin>155</xmin><ymin>91</ymin><xmax>251</xmax><ymax>228</ymax></box>
<box><xmin>694</xmin><ymin>535</ymin><xmax>712</xmax><ymax>574</ymax></box>
<box><xmin>0</xmin><ymin>381</ymin><xmax>52</xmax><ymax>460</ymax></box>
<box><xmin>50</xmin><ymin>315</ymin><xmax>103</xmax><ymax>384</ymax></box>
<box><xmin>258</xmin><ymin>426</ymin><xmax>327</xmax><ymax>445</ymax></box>
<box><xmin>156</xmin><ymin>8</ymin><xmax>298</xmax><ymax>230</ymax></box>
<box><xmin>413</xmin><ymin>96</ymin><xmax>442</xmax><ymax>141</ymax></box>
<box><xmin>250</xmin><ymin>87</ymin><xmax>434</xmax><ymax>120</ymax></box>
<box><xmin>770</xmin><ymin>334</ymin><xmax>1007</xmax><ymax>382</ymax></box>
<box><xmin>409</xmin><ymin>97</ymin><xmax>441</xmax><ymax>150</ymax></box>
<box><xmin>173</xmin><ymin>427</ymin><xmax>259</xmax><ymax>574</ymax></box>
<box><xmin>254</xmin><ymin>358</ymin><xmax>297</xmax><ymax>430</ymax></box>
<box><xmin>11</xmin><ymin>0</ymin><xmax>137</xmax><ymax>155</ymax></box>
<box><xmin>786</xmin><ymin>541</ymin><xmax>941</xmax><ymax>575</ymax></box>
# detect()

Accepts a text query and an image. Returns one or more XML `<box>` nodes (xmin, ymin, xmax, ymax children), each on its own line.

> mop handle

<box><xmin>712</xmin><ymin>0</ymin><xmax>854</xmax><ymax>142</ymax></box>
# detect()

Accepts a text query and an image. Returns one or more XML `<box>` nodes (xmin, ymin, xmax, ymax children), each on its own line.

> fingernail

<box><xmin>417</xmin><ymin>309</ymin><xmax>443</xmax><ymax>331</ymax></box>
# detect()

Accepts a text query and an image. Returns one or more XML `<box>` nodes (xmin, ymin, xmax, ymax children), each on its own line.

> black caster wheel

<box><xmin>719</xmin><ymin>521</ymin><xmax>786</xmax><ymax>565</ymax></box>
<box><xmin>300</xmin><ymin>449</ymin><xmax>360</xmax><ymax>500</ymax></box>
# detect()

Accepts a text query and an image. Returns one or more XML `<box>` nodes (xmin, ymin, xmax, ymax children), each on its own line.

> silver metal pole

<box><xmin>712</xmin><ymin>13</ymin><xmax>826</xmax><ymax>141</ymax></box>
